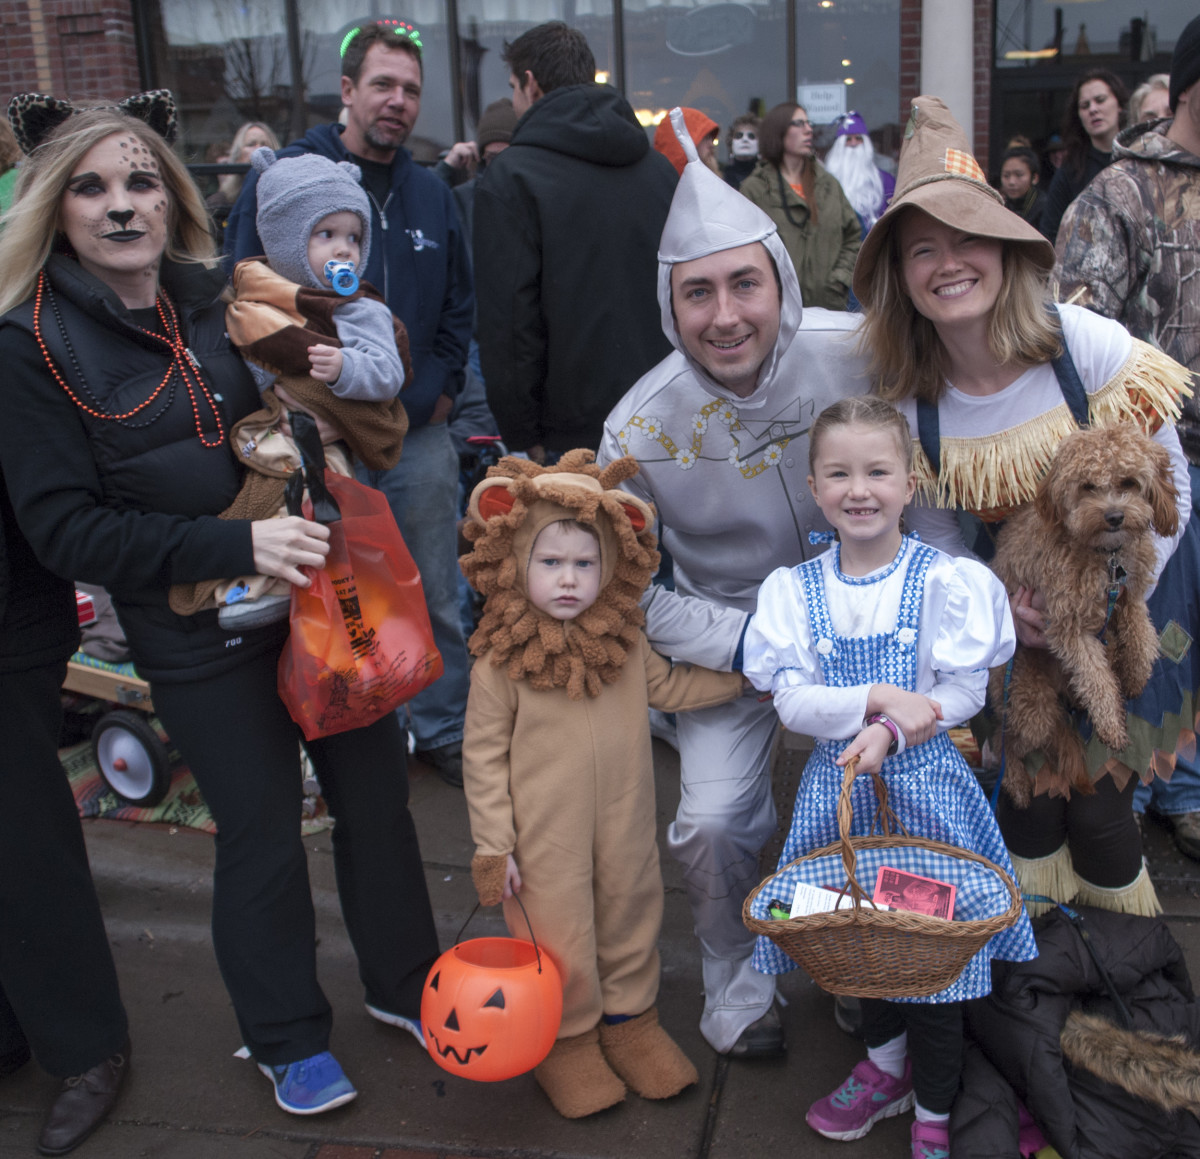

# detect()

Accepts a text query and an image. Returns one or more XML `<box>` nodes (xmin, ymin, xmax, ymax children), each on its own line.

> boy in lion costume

<box><xmin>459</xmin><ymin>450</ymin><xmax>744</xmax><ymax>1118</ymax></box>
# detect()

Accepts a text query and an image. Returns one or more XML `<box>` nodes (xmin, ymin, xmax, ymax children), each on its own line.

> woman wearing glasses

<box><xmin>738</xmin><ymin>102</ymin><xmax>861</xmax><ymax>310</ymax></box>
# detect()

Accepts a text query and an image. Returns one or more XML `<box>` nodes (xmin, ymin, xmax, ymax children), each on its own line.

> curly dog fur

<box><xmin>990</xmin><ymin>425</ymin><xmax>1177</xmax><ymax>804</ymax></box>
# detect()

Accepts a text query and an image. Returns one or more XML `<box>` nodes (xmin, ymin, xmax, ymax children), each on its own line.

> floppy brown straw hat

<box><xmin>852</xmin><ymin>95</ymin><xmax>1054</xmax><ymax>305</ymax></box>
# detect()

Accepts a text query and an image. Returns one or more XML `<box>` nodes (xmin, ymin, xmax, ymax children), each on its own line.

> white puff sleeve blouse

<box><xmin>743</xmin><ymin>538</ymin><xmax>1016</xmax><ymax>748</ymax></box>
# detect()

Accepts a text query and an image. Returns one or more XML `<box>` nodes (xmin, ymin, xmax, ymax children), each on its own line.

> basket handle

<box><xmin>835</xmin><ymin>756</ymin><xmax>903</xmax><ymax>904</ymax></box>
<box><xmin>455</xmin><ymin>892</ymin><xmax>550</xmax><ymax>975</ymax></box>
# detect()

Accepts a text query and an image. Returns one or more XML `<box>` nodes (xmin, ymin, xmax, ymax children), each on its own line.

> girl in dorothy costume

<box><xmin>743</xmin><ymin>396</ymin><xmax>1037</xmax><ymax>1159</ymax></box>
<box><xmin>854</xmin><ymin>96</ymin><xmax>1195</xmax><ymax>918</ymax></box>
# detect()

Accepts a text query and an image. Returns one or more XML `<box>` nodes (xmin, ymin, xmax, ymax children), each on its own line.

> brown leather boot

<box><xmin>534</xmin><ymin>1025</ymin><xmax>625</xmax><ymax>1118</ymax></box>
<box><xmin>599</xmin><ymin>1006</ymin><xmax>699</xmax><ymax>1099</ymax></box>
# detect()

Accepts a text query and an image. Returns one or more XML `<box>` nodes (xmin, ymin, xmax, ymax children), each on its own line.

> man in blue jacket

<box><xmin>227</xmin><ymin>22</ymin><xmax>474</xmax><ymax>787</ymax></box>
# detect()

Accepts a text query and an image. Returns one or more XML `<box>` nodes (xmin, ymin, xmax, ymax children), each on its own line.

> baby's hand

<box><xmin>1012</xmin><ymin>586</ymin><xmax>1050</xmax><ymax>650</ymax></box>
<box><xmin>503</xmin><ymin>854</ymin><xmax>522</xmax><ymax>900</ymax></box>
<box><xmin>837</xmin><ymin>725</ymin><xmax>891</xmax><ymax>775</ymax></box>
<box><xmin>869</xmin><ymin>685</ymin><xmax>943</xmax><ymax>746</ymax></box>
<box><xmin>308</xmin><ymin>344</ymin><xmax>343</xmax><ymax>384</ymax></box>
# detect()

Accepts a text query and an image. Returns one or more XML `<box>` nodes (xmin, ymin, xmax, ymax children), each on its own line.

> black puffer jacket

<box><xmin>954</xmin><ymin>906</ymin><xmax>1200</xmax><ymax>1158</ymax></box>
<box><xmin>0</xmin><ymin>466</ymin><xmax>78</xmax><ymax>674</ymax></box>
<box><xmin>0</xmin><ymin>256</ymin><xmax>274</xmax><ymax>682</ymax></box>
<box><xmin>473</xmin><ymin>84</ymin><xmax>677</xmax><ymax>454</ymax></box>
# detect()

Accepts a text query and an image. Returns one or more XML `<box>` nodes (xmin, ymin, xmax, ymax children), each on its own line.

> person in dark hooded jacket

<box><xmin>473</xmin><ymin>22</ymin><xmax>677</xmax><ymax>461</ymax></box>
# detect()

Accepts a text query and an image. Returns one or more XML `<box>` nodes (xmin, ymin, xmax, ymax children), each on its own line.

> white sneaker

<box><xmin>364</xmin><ymin>1003</ymin><xmax>426</xmax><ymax>1050</ymax></box>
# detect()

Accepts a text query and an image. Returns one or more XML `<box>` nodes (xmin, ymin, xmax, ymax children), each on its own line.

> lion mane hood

<box><xmin>460</xmin><ymin>450</ymin><xmax>659</xmax><ymax>700</ymax></box>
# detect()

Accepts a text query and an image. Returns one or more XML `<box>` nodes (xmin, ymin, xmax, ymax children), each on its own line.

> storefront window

<box><xmin>995</xmin><ymin>0</ymin><xmax>1192</xmax><ymax>68</ymax></box>
<box><xmin>135</xmin><ymin>0</ymin><xmax>900</xmax><ymax>172</ymax></box>
<box><xmin>623</xmin><ymin>0</ymin><xmax>785</xmax><ymax>153</ymax></box>
<box><xmin>455</xmin><ymin>1</ymin><xmax>614</xmax><ymax>139</ymax></box>
<box><xmin>143</xmin><ymin>0</ymin><xmax>454</xmax><ymax>173</ymax></box>
<box><xmin>796</xmin><ymin>0</ymin><xmax>900</xmax><ymax>164</ymax></box>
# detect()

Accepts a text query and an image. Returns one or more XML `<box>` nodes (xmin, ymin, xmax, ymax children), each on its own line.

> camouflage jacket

<box><xmin>1054</xmin><ymin>121</ymin><xmax>1200</xmax><ymax>463</ymax></box>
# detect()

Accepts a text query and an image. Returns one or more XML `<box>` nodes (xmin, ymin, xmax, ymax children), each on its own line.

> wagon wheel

<box><xmin>92</xmin><ymin>710</ymin><xmax>172</xmax><ymax>807</ymax></box>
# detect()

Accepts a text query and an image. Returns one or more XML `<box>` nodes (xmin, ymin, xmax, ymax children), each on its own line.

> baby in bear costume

<box><xmin>460</xmin><ymin>451</ymin><xmax>744</xmax><ymax>1118</ymax></box>
<box><xmin>168</xmin><ymin>147</ymin><xmax>410</xmax><ymax>627</ymax></box>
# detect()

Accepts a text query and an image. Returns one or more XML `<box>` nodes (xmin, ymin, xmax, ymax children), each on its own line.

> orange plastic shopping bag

<box><xmin>277</xmin><ymin>415</ymin><xmax>442</xmax><ymax>740</ymax></box>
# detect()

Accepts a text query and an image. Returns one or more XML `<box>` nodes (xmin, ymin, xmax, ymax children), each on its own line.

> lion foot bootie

<box><xmin>599</xmin><ymin>1006</ymin><xmax>699</xmax><ymax>1100</ymax></box>
<box><xmin>534</xmin><ymin>1025</ymin><xmax>626</xmax><ymax>1119</ymax></box>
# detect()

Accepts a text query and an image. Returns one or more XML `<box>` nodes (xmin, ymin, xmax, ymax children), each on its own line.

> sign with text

<box><xmin>797</xmin><ymin>84</ymin><xmax>847</xmax><ymax>125</ymax></box>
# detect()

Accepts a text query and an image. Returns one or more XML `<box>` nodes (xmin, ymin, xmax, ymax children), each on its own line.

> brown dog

<box><xmin>990</xmin><ymin>424</ymin><xmax>1178</xmax><ymax>804</ymax></box>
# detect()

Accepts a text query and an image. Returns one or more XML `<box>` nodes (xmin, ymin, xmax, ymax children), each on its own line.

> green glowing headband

<box><xmin>340</xmin><ymin>20</ymin><xmax>423</xmax><ymax>58</ymax></box>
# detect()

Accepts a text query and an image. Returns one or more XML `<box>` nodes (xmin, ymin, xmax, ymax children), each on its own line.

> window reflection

<box><xmin>796</xmin><ymin>0</ymin><xmax>899</xmax><ymax>165</ymax></box>
<box><xmin>625</xmin><ymin>0</ymin><xmax>785</xmax><ymax>149</ymax></box>
<box><xmin>138</xmin><ymin>0</ymin><xmax>900</xmax><ymax>175</ymax></box>
<box><xmin>146</xmin><ymin>0</ymin><xmax>454</xmax><ymax>170</ymax></box>
<box><xmin>456</xmin><ymin>0</ymin><xmax>615</xmax><ymax>138</ymax></box>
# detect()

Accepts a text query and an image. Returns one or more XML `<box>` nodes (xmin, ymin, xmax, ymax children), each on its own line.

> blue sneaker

<box><xmin>257</xmin><ymin>1051</ymin><xmax>357</xmax><ymax>1115</ymax></box>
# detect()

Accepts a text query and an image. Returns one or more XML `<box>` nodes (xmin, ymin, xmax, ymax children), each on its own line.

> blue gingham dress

<box><xmin>751</xmin><ymin>542</ymin><xmax>1037</xmax><ymax>1001</ymax></box>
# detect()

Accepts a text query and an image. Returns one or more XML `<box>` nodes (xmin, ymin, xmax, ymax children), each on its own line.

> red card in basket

<box><xmin>873</xmin><ymin>866</ymin><xmax>956</xmax><ymax>919</ymax></box>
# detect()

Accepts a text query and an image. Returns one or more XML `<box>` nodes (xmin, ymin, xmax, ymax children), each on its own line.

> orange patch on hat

<box><xmin>944</xmin><ymin>148</ymin><xmax>985</xmax><ymax>182</ymax></box>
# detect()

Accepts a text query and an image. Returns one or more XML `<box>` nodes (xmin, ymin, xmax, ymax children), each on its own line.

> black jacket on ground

<box><xmin>954</xmin><ymin>906</ymin><xmax>1200</xmax><ymax>1158</ymax></box>
<box><xmin>0</xmin><ymin>256</ymin><xmax>274</xmax><ymax>683</ymax></box>
<box><xmin>473</xmin><ymin>83</ymin><xmax>677</xmax><ymax>453</ymax></box>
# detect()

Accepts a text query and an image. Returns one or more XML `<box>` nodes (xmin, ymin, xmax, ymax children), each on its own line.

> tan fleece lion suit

<box><xmin>460</xmin><ymin>451</ymin><xmax>743</xmax><ymax>1119</ymax></box>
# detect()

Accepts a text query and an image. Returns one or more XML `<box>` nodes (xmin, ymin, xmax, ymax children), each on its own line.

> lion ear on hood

<box><xmin>468</xmin><ymin>478</ymin><xmax>517</xmax><ymax>524</ymax></box>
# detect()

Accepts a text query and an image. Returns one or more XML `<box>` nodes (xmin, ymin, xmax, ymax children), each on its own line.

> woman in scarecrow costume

<box><xmin>856</xmin><ymin>96</ymin><xmax>1197</xmax><ymax>917</ymax></box>
<box><xmin>459</xmin><ymin>450</ymin><xmax>743</xmax><ymax>1118</ymax></box>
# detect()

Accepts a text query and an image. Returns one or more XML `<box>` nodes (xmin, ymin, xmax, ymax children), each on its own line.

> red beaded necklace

<box><xmin>32</xmin><ymin>270</ymin><xmax>227</xmax><ymax>448</ymax></box>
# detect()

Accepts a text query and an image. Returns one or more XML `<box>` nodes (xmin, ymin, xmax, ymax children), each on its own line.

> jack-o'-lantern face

<box><xmin>421</xmin><ymin>937</ymin><xmax>563</xmax><ymax>1083</ymax></box>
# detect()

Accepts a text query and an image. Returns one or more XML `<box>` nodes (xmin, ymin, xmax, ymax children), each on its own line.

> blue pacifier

<box><xmin>324</xmin><ymin>260</ymin><xmax>359</xmax><ymax>296</ymax></box>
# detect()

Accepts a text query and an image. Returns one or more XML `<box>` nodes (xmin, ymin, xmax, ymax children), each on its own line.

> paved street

<box><xmin>2</xmin><ymin>732</ymin><xmax>1199</xmax><ymax>1158</ymax></box>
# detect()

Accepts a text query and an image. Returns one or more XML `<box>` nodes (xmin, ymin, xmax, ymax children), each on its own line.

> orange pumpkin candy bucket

<box><xmin>421</xmin><ymin>902</ymin><xmax>563</xmax><ymax>1083</ymax></box>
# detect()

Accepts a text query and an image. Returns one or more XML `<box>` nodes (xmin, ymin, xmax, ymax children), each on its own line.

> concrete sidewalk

<box><xmin>2</xmin><ymin>734</ymin><xmax>1199</xmax><ymax>1159</ymax></box>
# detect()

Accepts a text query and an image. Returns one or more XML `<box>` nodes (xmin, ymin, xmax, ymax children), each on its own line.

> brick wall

<box><xmin>0</xmin><ymin>0</ymin><xmax>140</xmax><ymax>104</ymax></box>
<box><xmin>901</xmin><ymin>0</ymin><xmax>992</xmax><ymax>162</ymax></box>
<box><xmin>973</xmin><ymin>0</ymin><xmax>991</xmax><ymax>171</ymax></box>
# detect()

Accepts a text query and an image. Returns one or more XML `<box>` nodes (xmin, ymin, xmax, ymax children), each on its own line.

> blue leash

<box><xmin>989</xmin><ymin>657</ymin><xmax>1015</xmax><ymax>813</ymax></box>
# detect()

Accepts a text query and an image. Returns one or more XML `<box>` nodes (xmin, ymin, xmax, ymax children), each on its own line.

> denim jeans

<box><xmin>1135</xmin><ymin>749</ymin><xmax>1200</xmax><ymax>816</ymax></box>
<box><xmin>1135</xmin><ymin>463</ymin><xmax>1200</xmax><ymax>818</ymax></box>
<box><xmin>357</xmin><ymin>422</ymin><xmax>469</xmax><ymax>750</ymax></box>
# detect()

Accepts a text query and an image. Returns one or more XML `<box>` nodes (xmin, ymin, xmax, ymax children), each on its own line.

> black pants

<box><xmin>151</xmin><ymin>643</ymin><xmax>439</xmax><ymax>1066</ymax></box>
<box><xmin>861</xmin><ymin>999</ymin><xmax>962</xmax><ymax>1114</ymax></box>
<box><xmin>997</xmin><ymin>772</ymin><xmax>1141</xmax><ymax>887</ymax></box>
<box><xmin>0</xmin><ymin>659</ymin><xmax>128</xmax><ymax>1076</ymax></box>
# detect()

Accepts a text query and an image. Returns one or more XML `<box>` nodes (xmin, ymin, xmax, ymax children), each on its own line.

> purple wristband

<box><xmin>864</xmin><ymin>713</ymin><xmax>900</xmax><ymax>754</ymax></box>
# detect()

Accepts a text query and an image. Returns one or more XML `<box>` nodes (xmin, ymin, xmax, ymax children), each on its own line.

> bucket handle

<box><xmin>455</xmin><ymin>891</ymin><xmax>548</xmax><ymax>975</ymax></box>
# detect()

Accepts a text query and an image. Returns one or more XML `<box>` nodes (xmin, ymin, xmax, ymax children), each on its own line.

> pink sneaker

<box><xmin>806</xmin><ymin>1058</ymin><xmax>914</xmax><ymax>1141</ymax></box>
<box><xmin>1017</xmin><ymin>1101</ymin><xmax>1048</xmax><ymax>1156</ymax></box>
<box><xmin>911</xmin><ymin>1119</ymin><xmax>950</xmax><ymax>1158</ymax></box>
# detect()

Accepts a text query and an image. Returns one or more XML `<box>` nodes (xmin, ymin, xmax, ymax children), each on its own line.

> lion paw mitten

<box><xmin>470</xmin><ymin>854</ymin><xmax>509</xmax><ymax>908</ymax></box>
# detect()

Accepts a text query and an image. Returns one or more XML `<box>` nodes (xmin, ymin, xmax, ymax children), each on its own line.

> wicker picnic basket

<box><xmin>742</xmin><ymin>758</ymin><xmax>1022</xmax><ymax>998</ymax></box>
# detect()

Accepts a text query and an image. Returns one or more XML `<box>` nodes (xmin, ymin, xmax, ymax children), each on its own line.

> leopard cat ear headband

<box><xmin>7</xmin><ymin>89</ymin><xmax>178</xmax><ymax>155</ymax></box>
